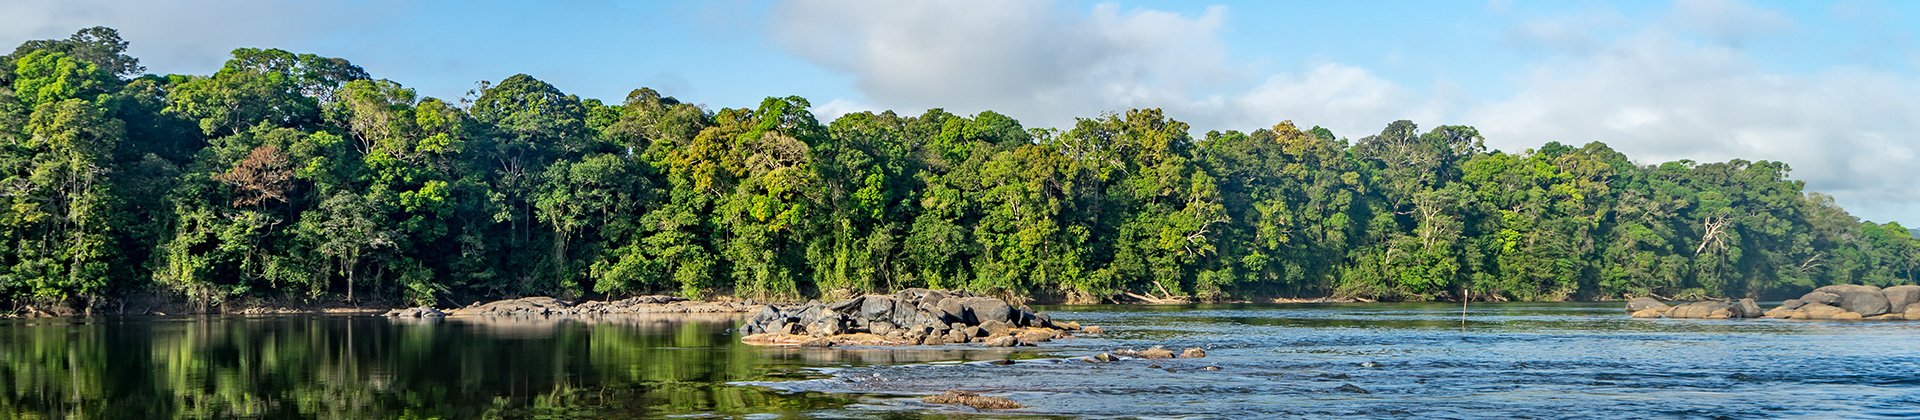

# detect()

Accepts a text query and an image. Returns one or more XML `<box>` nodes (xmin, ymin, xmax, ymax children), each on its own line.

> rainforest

<box><xmin>3</xmin><ymin>27</ymin><xmax>1917</xmax><ymax>314</ymax></box>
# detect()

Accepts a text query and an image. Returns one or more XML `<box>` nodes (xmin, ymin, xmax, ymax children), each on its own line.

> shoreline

<box><xmin>2</xmin><ymin>295</ymin><xmax>1690</xmax><ymax>319</ymax></box>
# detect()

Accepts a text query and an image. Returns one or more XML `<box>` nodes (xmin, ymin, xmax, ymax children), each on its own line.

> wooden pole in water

<box><xmin>1460</xmin><ymin>285</ymin><xmax>1469</xmax><ymax>328</ymax></box>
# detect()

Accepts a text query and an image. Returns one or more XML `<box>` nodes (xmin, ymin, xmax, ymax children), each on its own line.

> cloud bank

<box><xmin>770</xmin><ymin>0</ymin><xmax>1920</xmax><ymax>224</ymax></box>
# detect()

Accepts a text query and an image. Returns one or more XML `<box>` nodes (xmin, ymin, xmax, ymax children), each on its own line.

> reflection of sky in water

<box><xmin>5</xmin><ymin>304</ymin><xmax>1920</xmax><ymax>418</ymax></box>
<box><xmin>760</xmin><ymin>303</ymin><xmax>1920</xmax><ymax>418</ymax></box>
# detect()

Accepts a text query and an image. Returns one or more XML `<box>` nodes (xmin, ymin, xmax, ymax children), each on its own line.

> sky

<box><xmin>3</xmin><ymin>0</ymin><xmax>1919</xmax><ymax>224</ymax></box>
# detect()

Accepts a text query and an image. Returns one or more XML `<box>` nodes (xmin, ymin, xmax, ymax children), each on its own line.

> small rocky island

<box><xmin>1628</xmin><ymin>284</ymin><xmax>1920</xmax><ymax>320</ymax></box>
<box><xmin>738</xmin><ymin>288</ymin><xmax>1085</xmax><ymax>347</ymax></box>
<box><xmin>382</xmin><ymin>295</ymin><xmax>763</xmax><ymax>318</ymax></box>
<box><xmin>381</xmin><ymin>289</ymin><xmax>1089</xmax><ymax>347</ymax></box>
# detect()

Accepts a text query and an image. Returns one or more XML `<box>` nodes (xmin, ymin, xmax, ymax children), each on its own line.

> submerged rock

<box><xmin>923</xmin><ymin>390</ymin><xmax>1022</xmax><ymax>410</ymax></box>
<box><xmin>1180</xmin><ymin>347</ymin><xmax>1207</xmax><ymax>358</ymax></box>
<box><xmin>435</xmin><ymin>295</ymin><xmax>759</xmax><ymax>318</ymax></box>
<box><xmin>383</xmin><ymin>306</ymin><xmax>445</xmax><ymax>318</ymax></box>
<box><xmin>1334</xmin><ymin>383</ymin><xmax>1371</xmax><ymax>394</ymax></box>
<box><xmin>1114</xmin><ymin>346</ymin><xmax>1176</xmax><ymax>359</ymax></box>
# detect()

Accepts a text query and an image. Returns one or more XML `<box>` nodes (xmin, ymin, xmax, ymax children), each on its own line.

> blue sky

<box><xmin>4</xmin><ymin>0</ymin><xmax>1919</xmax><ymax>224</ymax></box>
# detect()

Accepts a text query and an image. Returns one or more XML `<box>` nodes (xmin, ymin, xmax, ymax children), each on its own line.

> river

<box><xmin>4</xmin><ymin>303</ymin><xmax>1918</xmax><ymax>418</ymax></box>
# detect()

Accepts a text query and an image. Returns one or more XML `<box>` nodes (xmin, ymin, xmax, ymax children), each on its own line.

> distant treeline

<box><xmin>2</xmin><ymin>27</ymin><xmax>1916</xmax><ymax>311</ymax></box>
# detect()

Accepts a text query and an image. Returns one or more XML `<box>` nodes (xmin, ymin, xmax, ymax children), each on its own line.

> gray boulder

<box><xmin>1814</xmin><ymin>284</ymin><xmax>1889</xmax><ymax>316</ymax></box>
<box><xmin>1625</xmin><ymin>297</ymin><xmax>1671</xmax><ymax>314</ymax></box>
<box><xmin>1667</xmin><ymin>301</ymin><xmax>1735</xmax><ymax>319</ymax></box>
<box><xmin>1799</xmin><ymin>291</ymin><xmax>1841</xmax><ymax>307</ymax></box>
<box><xmin>1735</xmin><ymin>298</ymin><xmax>1764</xmax><ymax>318</ymax></box>
<box><xmin>957</xmin><ymin>297</ymin><xmax>1013</xmax><ymax>324</ymax></box>
<box><xmin>1883</xmin><ymin>285</ymin><xmax>1920</xmax><ymax>313</ymax></box>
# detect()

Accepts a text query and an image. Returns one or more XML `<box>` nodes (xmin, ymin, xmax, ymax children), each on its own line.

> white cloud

<box><xmin>1218</xmin><ymin>63</ymin><xmax>1443</xmax><ymax>139</ymax></box>
<box><xmin>1468</xmin><ymin>25</ymin><xmax>1920</xmax><ymax>224</ymax></box>
<box><xmin>769</xmin><ymin>0</ymin><xmax>1429</xmax><ymax>139</ymax></box>
<box><xmin>771</xmin><ymin>0</ymin><xmax>1238</xmax><ymax>128</ymax></box>
<box><xmin>811</xmin><ymin>98</ymin><xmax>874</xmax><ymax>123</ymax></box>
<box><xmin>1669</xmin><ymin>0</ymin><xmax>1794</xmax><ymax>42</ymax></box>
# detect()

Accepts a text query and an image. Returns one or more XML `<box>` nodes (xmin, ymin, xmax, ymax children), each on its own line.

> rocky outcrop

<box><xmin>383</xmin><ymin>306</ymin><xmax>445</xmax><ymax>318</ymax></box>
<box><xmin>738</xmin><ymin>288</ymin><xmax>1079</xmax><ymax>346</ymax></box>
<box><xmin>385</xmin><ymin>296</ymin><xmax>760</xmax><ymax>318</ymax></box>
<box><xmin>923</xmin><ymin>390</ymin><xmax>1022</xmax><ymax>410</ymax></box>
<box><xmin>1625</xmin><ymin>298</ymin><xmax>1762</xmax><ymax>319</ymax></box>
<box><xmin>1641</xmin><ymin>284</ymin><xmax>1920</xmax><ymax>321</ymax></box>
<box><xmin>1625</xmin><ymin>297</ymin><xmax>1670</xmax><ymax>314</ymax></box>
<box><xmin>1809</xmin><ymin>285</ymin><xmax>1890</xmax><ymax>316</ymax></box>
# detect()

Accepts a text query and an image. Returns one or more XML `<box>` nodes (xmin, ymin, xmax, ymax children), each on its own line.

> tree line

<box><xmin>2</xmin><ymin>27</ymin><xmax>1916</xmax><ymax>311</ymax></box>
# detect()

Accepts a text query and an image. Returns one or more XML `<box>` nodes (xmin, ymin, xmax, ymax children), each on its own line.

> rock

<box><xmin>1625</xmin><ymin>297</ymin><xmax>1671</xmax><ymax>314</ymax></box>
<box><xmin>1706</xmin><ymin>308</ymin><xmax>1733</xmax><ymax>319</ymax></box>
<box><xmin>1907</xmin><ymin>305</ymin><xmax>1920</xmax><ymax>320</ymax></box>
<box><xmin>1201</xmin><ymin>366</ymin><xmax>1221</xmax><ymax>372</ymax></box>
<box><xmin>1083</xmin><ymin>325</ymin><xmax>1105</xmax><ymax>334</ymax></box>
<box><xmin>1866</xmin><ymin>313</ymin><xmax>1905</xmax><ymax>321</ymax></box>
<box><xmin>1777</xmin><ymin>299</ymin><xmax>1807</xmax><ymax>310</ymax></box>
<box><xmin>1834</xmin><ymin>312</ymin><xmax>1865</xmax><ymax>321</ymax></box>
<box><xmin>1136</xmin><ymin>346</ymin><xmax>1175</xmax><ymax>359</ymax></box>
<box><xmin>1763</xmin><ymin>306</ymin><xmax>1797</xmax><ymax>319</ymax></box>
<box><xmin>800</xmin><ymin>338</ymin><xmax>835</xmax><ymax>347</ymax></box>
<box><xmin>739</xmin><ymin>292</ymin><xmax>1078</xmax><ymax>347</ymax></box>
<box><xmin>1814</xmin><ymin>284</ymin><xmax>1890</xmax><ymax>316</ymax></box>
<box><xmin>826</xmin><ymin>296</ymin><xmax>864</xmax><ymax>313</ymax></box>
<box><xmin>1798</xmin><ymin>302</ymin><xmax>1847</xmax><ymax>320</ymax></box>
<box><xmin>1180</xmin><ymin>347</ymin><xmax>1207</xmax><ymax>358</ymax></box>
<box><xmin>1630</xmin><ymin>308</ymin><xmax>1665</xmax><ymax>318</ymax></box>
<box><xmin>979</xmin><ymin>320</ymin><xmax>1013</xmax><ymax>337</ymax></box>
<box><xmin>1884</xmin><ymin>285</ymin><xmax>1920</xmax><ymax>313</ymax></box>
<box><xmin>957</xmin><ymin>297</ymin><xmax>1014</xmax><ymax>324</ymax></box>
<box><xmin>807</xmin><ymin>314</ymin><xmax>845</xmax><ymax>337</ymax></box>
<box><xmin>982</xmin><ymin>336</ymin><xmax>1019</xmax><ymax>347</ymax></box>
<box><xmin>1800</xmin><ymin>291</ymin><xmax>1841</xmax><ymax>306</ymax></box>
<box><xmin>1015</xmin><ymin>329</ymin><xmax>1053</xmax><ymax>345</ymax></box>
<box><xmin>860</xmin><ymin>296</ymin><xmax>897</xmax><ymax>320</ymax></box>
<box><xmin>450</xmin><ymin>297</ymin><xmax>572</xmax><ymax>317</ymax></box>
<box><xmin>383</xmin><ymin>306</ymin><xmax>445</xmax><ymax>318</ymax></box>
<box><xmin>1334</xmin><ymin>383</ymin><xmax>1370</xmax><ymax>394</ymax></box>
<box><xmin>1666</xmin><ymin>301</ymin><xmax>1734</xmax><ymax>319</ymax></box>
<box><xmin>1360</xmin><ymin>361</ymin><xmax>1382</xmax><ymax>368</ymax></box>
<box><xmin>1089</xmin><ymin>352</ymin><xmax>1117</xmax><ymax>363</ymax></box>
<box><xmin>923</xmin><ymin>390</ymin><xmax>1022</xmax><ymax>410</ymax></box>
<box><xmin>1735</xmin><ymin>298</ymin><xmax>1764</xmax><ymax>318</ymax></box>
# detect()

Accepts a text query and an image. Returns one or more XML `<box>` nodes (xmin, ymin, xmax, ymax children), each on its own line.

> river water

<box><xmin>4</xmin><ymin>303</ymin><xmax>1918</xmax><ymax>418</ymax></box>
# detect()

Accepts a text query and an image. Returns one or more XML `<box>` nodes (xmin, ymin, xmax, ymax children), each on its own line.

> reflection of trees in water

<box><xmin>0</xmin><ymin>316</ymin><xmax>852</xmax><ymax>418</ymax></box>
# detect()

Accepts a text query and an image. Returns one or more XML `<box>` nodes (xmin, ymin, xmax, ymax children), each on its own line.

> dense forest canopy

<box><xmin>2</xmin><ymin>27</ymin><xmax>1916</xmax><ymax>311</ymax></box>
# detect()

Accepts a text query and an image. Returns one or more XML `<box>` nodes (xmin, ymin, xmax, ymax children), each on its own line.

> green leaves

<box><xmin>6</xmin><ymin>26</ymin><xmax>1918</xmax><ymax>311</ymax></box>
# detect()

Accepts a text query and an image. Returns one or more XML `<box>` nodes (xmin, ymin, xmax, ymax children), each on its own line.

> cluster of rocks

<box><xmin>1766</xmin><ymin>284</ymin><xmax>1920</xmax><ymax>320</ymax></box>
<box><xmin>1086</xmin><ymin>346</ymin><xmax>1207</xmax><ymax>362</ymax></box>
<box><xmin>384</xmin><ymin>306</ymin><xmax>446</xmax><ymax>318</ymax></box>
<box><xmin>739</xmin><ymin>288</ymin><xmax>1087</xmax><ymax>347</ymax></box>
<box><xmin>1627</xmin><ymin>284</ymin><xmax>1920</xmax><ymax>320</ymax></box>
<box><xmin>380</xmin><ymin>295</ymin><xmax>761</xmax><ymax>318</ymax></box>
<box><xmin>1626</xmin><ymin>297</ymin><xmax>1764</xmax><ymax>319</ymax></box>
<box><xmin>922</xmin><ymin>390</ymin><xmax>1023</xmax><ymax>410</ymax></box>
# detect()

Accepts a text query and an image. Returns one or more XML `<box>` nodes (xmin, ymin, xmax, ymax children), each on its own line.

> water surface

<box><xmin>5</xmin><ymin>303</ymin><xmax>1919</xmax><ymax>418</ymax></box>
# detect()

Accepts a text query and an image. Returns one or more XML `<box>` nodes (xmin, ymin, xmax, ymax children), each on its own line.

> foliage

<box><xmin>2</xmin><ymin>27</ymin><xmax>1917</xmax><ymax>311</ymax></box>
